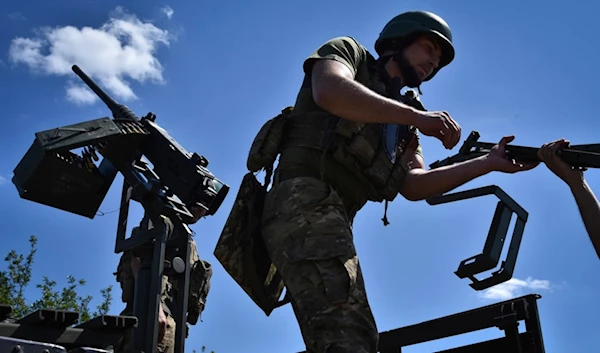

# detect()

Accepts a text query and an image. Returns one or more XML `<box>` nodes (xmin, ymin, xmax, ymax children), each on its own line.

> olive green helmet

<box><xmin>375</xmin><ymin>10</ymin><xmax>455</xmax><ymax>81</ymax></box>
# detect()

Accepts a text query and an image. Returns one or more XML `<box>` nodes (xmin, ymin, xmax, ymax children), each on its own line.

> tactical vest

<box><xmin>247</xmin><ymin>65</ymin><xmax>427</xmax><ymax>204</ymax></box>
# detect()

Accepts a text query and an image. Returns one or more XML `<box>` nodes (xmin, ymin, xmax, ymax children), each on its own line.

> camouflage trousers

<box><xmin>261</xmin><ymin>176</ymin><xmax>379</xmax><ymax>353</ymax></box>
<box><xmin>115</xmin><ymin>275</ymin><xmax>176</xmax><ymax>353</ymax></box>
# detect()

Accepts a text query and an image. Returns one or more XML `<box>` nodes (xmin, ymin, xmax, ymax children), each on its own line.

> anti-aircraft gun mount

<box><xmin>5</xmin><ymin>65</ymin><xmax>230</xmax><ymax>353</ymax></box>
<box><xmin>425</xmin><ymin>130</ymin><xmax>600</xmax><ymax>292</ymax></box>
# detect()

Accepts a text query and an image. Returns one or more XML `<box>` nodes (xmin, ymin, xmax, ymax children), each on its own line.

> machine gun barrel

<box><xmin>72</xmin><ymin>65</ymin><xmax>139</xmax><ymax>122</ymax></box>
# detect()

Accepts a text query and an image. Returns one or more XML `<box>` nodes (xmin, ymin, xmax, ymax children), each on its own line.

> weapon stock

<box><xmin>9</xmin><ymin>65</ymin><xmax>230</xmax><ymax>353</ymax></box>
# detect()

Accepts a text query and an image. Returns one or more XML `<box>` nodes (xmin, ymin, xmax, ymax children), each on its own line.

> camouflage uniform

<box><xmin>261</xmin><ymin>176</ymin><xmax>377</xmax><ymax>352</ymax></box>
<box><xmin>258</xmin><ymin>36</ymin><xmax>407</xmax><ymax>352</ymax></box>
<box><xmin>216</xmin><ymin>11</ymin><xmax>455</xmax><ymax>353</ymax></box>
<box><xmin>114</xmin><ymin>216</ymin><xmax>206</xmax><ymax>353</ymax></box>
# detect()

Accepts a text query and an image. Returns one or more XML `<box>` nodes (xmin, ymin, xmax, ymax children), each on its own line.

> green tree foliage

<box><xmin>0</xmin><ymin>235</ymin><xmax>113</xmax><ymax>323</ymax></box>
<box><xmin>0</xmin><ymin>235</ymin><xmax>216</xmax><ymax>351</ymax></box>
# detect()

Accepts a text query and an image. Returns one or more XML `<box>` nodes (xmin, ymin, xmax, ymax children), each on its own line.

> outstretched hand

<box><xmin>537</xmin><ymin>138</ymin><xmax>583</xmax><ymax>186</ymax></box>
<box><xmin>485</xmin><ymin>135</ymin><xmax>540</xmax><ymax>173</ymax></box>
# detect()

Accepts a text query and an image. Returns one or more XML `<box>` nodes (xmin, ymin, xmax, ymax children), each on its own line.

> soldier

<box><xmin>260</xmin><ymin>10</ymin><xmax>539</xmax><ymax>352</ymax></box>
<box><xmin>538</xmin><ymin>139</ymin><xmax>600</xmax><ymax>258</ymax></box>
<box><xmin>114</xmin><ymin>207</ymin><xmax>212</xmax><ymax>353</ymax></box>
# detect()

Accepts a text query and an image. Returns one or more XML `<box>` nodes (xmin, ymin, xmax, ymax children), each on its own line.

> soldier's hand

<box><xmin>130</xmin><ymin>256</ymin><xmax>141</xmax><ymax>275</ymax></box>
<box><xmin>186</xmin><ymin>205</ymin><xmax>206</xmax><ymax>224</ymax></box>
<box><xmin>486</xmin><ymin>135</ymin><xmax>539</xmax><ymax>173</ymax></box>
<box><xmin>158</xmin><ymin>302</ymin><xmax>168</xmax><ymax>343</ymax></box>
<box><xmin>413</xmin><ymin>110</ymin><xmax>461</xmax><ymax>149</ymax></box>
<box><xmin>537</xmin><ymin>138</ymin><xmax>583</xmax><ymax>187</ymax></box>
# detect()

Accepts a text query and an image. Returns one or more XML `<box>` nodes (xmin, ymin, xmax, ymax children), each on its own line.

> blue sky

<box><xmin>1</xmin><ymin>0</ymin><xmax>599</xmax><ymax>352</ymax></box>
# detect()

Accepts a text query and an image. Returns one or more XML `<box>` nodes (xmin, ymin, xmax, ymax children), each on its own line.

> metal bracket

<box><xmin>0</xmin><ymin>305</ymin><xmax>136</xmax><ymax>350</ymax></box>
<box><xmin>426</xmin><ymin>185</ymin><xmax>528</xmax><ymax>290</ymax></box>
<box><xmin>369</xmin><ymin>293</ymin><xmax>545</xmax><ymax>353</ymax></box>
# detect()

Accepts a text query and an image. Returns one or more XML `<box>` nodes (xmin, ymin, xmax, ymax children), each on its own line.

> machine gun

<box><xmin>425</xmin><ymin>131</ymin><xmax>600</xmax><ymax>292</ymax></box>
<box><xmin>7</xmin><ymin>65</ymin><xmax>230</xmax><ymax>353</ymax></box>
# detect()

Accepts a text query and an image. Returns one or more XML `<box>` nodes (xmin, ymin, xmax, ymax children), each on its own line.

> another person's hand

<box><xmin>485</xmin><ymin>135</ymin><xmax>539</xmax><ymax>173</ymax></box>
<box><xmin>157</xmin><ymin>302</ymin><xmax>168</xmax><ymax>343</ymax></box>
<box><xmin>186</xmin><ymin>205</ymin><xmax>206</xmax><ymax>224</ymax></box>
<box><xmin>537</xmin><ymin>138</ymin><xmax>583</xmax><ymax>187</ymax></box>
<box><xmin>413</xmin><ymin>110</ymin><xmax>461</xmax><ymax>150</ymax></box>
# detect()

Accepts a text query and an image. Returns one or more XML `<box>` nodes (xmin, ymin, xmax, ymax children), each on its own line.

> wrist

<box><xmin>396</xmin><ymin>103</ymin><xmax>421</xmax><ymax>126</ymax></box>
<box><xmin>477</xmin><ymin>154</ymin><xmax>496</xmax><ymax>174</ymax></box>
<box><xmin>568</xmin><ymin>176</ymin><xmax>587</xmax><ymax>193</ymax></box>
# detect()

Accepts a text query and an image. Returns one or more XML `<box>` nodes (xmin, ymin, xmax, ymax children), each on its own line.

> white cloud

<box><xmin>8</xmin><ymin>7</ymin><xmax>173</xmax><ymax>105</ymax></box>
<box><xmin>478</xmin><ymin>277</ymin><xmax>552</xmax><ymax>301</ymax></box>
<box><xmin>66</xmin><ymin>81</ymin><xmax>97</xmax><ymax>105</ymax></box>
<box><xmin>8</xmin><ymin>12</ymin><xmax>26</xmax><ymax>21</ymax></box>
<box><xmin>0</xmin><ymin>176</ymin><xmax>6</xmax><ymax>185</ymax></box>
<box><xmin>161</xmin><ymin>6</ymin><xmax>174</xmax><ymax>20</ymax></box>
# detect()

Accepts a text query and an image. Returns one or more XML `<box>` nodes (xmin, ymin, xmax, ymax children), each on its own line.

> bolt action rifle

<box><xmin>422</xmin><ymin>130</ymin><xmax>600</xmax><ymax>292</ymax></box>
<box><xmin>6</xmin><ymin>65</ymin><xmax>230</xmax><ymax>353</ymax></box>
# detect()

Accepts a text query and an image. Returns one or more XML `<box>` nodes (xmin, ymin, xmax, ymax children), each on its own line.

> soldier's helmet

<box><xmin>375</xmin><ymin>10</ymin><xmax>455</xmax><ymax>81</ymax></box>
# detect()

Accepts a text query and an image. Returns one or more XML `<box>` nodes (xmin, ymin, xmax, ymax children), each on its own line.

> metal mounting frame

<box><xmin>294</xmin><ymin>294</ymin><xmax>545</xmax><ymax>353</ymax></box>
<box><xmin>377</xmin><ymin>293</ymin><xmax>545</xmax><ymax>353</ymax></box>
<box><xmin>426</xmin><ymin>185</ymin><xmax>529</xmax><ymax>290</ymax></box>
<box><xmin>0</xmin><ymin>305</ymin><xmax>136</xmax><ymax>351</ymax></box>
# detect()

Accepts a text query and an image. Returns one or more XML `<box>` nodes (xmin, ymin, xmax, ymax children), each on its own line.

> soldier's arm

<box><xmin>566</xmin><ymin>179</ymin><xmax>600</xmax><ymax>259</ymax></box>
<box><xmin>538</xmin><ymin>140</ymin><xmax>600</xmax><ymax>259</ymax></box>
<box><xmin>306</xmin><ymin>37</ymin><xmax>421</xmax><ymax>125</ymax></box>
<box><xmin>399</xmin><ymin>149</ymin><xmax>492</xmax><ymax>201</ymax></box>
